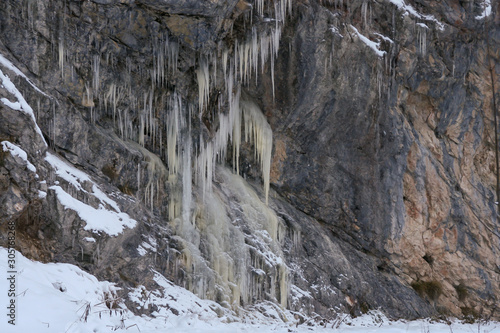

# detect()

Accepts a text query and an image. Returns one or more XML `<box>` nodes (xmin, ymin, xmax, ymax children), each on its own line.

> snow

<box><xmin>0</xmin><ymin>68</ymin><xmax>47</xmax><ymax>146</ymax></box>
<box><xmin>0</xmin><ymin>53</ymin><xmax>49</xmax><ymax>97</ymax></box>
<box><xmin>49</xmin><ymin>185</ymin><xmax>136</xmax><ymax>236</ymax></box>
<box><xmin>136</xmin><ymin>245</ymin><xmax>147</xmax><ymax>256</ymax></box>
<box><xmin>1</xmin><ymin>141</ymin><xmax>37</xmax><ymax>173</ymax></box>
<box><xmin>0</xmin><ymin>247</ymin><xmax>125</xmax><ymax>333</ymax></box>
<box><xmin>350</xmin><ymin>25</ymin><xmax>386</xmax><ymax>57</ymax></box>
<box><xmin>476</xmin><ymin>0</ymin><xmax>492</xmax><ymax>20</ymax></box>
<box><xmin>388</xmin><ymin>0</ymin><xmax>445</xmax><ymax>30</ymax></box>
<box><xmin>45</xmin><ymin>152</ymin><xmax>91</xmax><ymax>191</ymax></box>
<box><xmin>1</xmin><ymin>247</ymin><xmax>499</xmax><ymax>333</ymax></box>
<box><xmin>330</xmin><ymin>25</ymin><xmax>344</xmax><ymax>38</ymax></box>
<box><xmin>140</xmin><ymin>241</ymin><xmax>156</xmax><ymax>252</ymax></box>
<box><xmin>45</xmin><ymin>152</ymin><xmax>136</xmax><ymax>235</ymax></box>
<box><xmin>91</xmin><ymin>184</ymin><xmax>120</xmax><ymax>212</ymax></box>
<box><xmin>374</xmin><ymin>33</ymin><xmax>393</xmax><ymax>44</ymax></box>
<box><xmin>290</xmin><ymin>285</ymin><xmax>312</xmax><ymax>299</ymax></box>
<box><xmin>0</xmin><ymin>98</ymin><xmax>21</xmax><ymax>110</ymax></box>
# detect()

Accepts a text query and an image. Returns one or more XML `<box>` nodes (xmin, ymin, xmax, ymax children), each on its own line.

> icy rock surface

<box><xmin>0</xmin><ymin>0</ymin><xmax>499</xmax><ymax>323</ymax></box>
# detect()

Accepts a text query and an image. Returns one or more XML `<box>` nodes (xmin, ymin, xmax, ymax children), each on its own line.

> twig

<box><xmin>126</xmin><ymin>324</ymin><xmax>141</xmax><ymax>332</ymax></box>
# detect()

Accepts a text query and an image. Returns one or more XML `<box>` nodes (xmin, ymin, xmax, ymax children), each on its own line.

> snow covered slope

<box><xmin>1</xmin><ymin>247</ymin><xmax>498</xmax><ymax>333</ymax></box>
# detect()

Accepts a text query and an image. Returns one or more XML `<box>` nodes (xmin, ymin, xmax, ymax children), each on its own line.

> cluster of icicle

<box><xmin>158</xmin><ymin>0</ymin><xmax>293</xmax><ymax>308</ymax></box>
<box><xmin>50</xmin><ymin>0</ymin><xmax>292</xmax><ymax>208</ymax></box>
<box><xmin>49</xmin><ymin>0</ymin><xmax>293</xmax><ymax>309</ymax></box>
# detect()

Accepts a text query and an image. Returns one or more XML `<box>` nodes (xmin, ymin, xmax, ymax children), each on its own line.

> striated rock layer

<box><xmin>0</xmin><ymin>0</ymin><xmax>498</xmax><ymax>321</ymax></box>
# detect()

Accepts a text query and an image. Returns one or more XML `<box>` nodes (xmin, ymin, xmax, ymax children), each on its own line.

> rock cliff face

<box><xmin>0</xmin><ymin>0</ymin><xmax>499</xmax><ymax>321</ymax></box>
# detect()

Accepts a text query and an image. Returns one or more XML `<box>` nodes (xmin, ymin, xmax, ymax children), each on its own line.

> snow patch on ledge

<box><xmin>45</xmin><ymin>152</ymin><xmax>137</xmax><ymax>236</ymax></box>
<box><xmin>350</xmin><ymin>25</ymin><xmax>386</xmax><ymax>57</ymax></box>
<box><xmin>374</xmin><ymin>33</ymin><xmax>394</xmax><ymax>44</ymax></box>
<box><xmin>0</xmin><ymin>67</ymin><xmax>47</xmax><ymax>146</ymax></box>
<box><xmin>49</xmin><ymin>185</ymin><xmax>136</xmax><ymax>236</ymax></box>
<box><xmin>290</xmin><ymin>284</ymin><xmax>312</xmax><ymax>300</ymax></box>
<box><xmin>1</xmin><ymin>141</ymin><xmax>37</xmax><ymax>173</ymax></box>
<box><xmin>476</xmin><ymin>0</ymin><xmax>492</xmax><ymax>20</ymax></box>
<box><xmin>45</xmin><ymin>152</ymin><xmax>91</xmax><ymax>191</ymax></box>
<box><xmin>389</xmin><ymin>0</ymin><xmax>445</xmax><ymax>30</ymax></box>
<box><xmin>0</xmin><ymin>53</ymin><xmax>49</xmax><ymax>97</ymax></box>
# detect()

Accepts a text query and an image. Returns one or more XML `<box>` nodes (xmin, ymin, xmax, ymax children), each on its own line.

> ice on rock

<box><xmin>416</xmin><ymin>23</ymin><xmax>428</xmax><ymax>56</ymax></box>
<box><xmin>240</xmin><ymin>99</ymin><xmax>273</xmax><ymax>205</ymax></box>
<box><xmin>49</xmin><ymin>0</ymin><xmax>294</xmax><ymax>311</ymax></box>
<box><xmin>58</xmin><ymin>39</ymin><xmax>65</xmax><ymax>77</ymax></box>
<box><xmin>130</xmin><ymin>142</ymin><xmax>168</xmax><ymax>212</ymax></box>
<box><xmin>182</xmin><ymin>106</ymin><xmax>193</xmax><ymax>225</ymax></box>
<box><xmin>152</xmin><ymin>33</ymin><xmax>179</xmax><ymax>86</ymax></box>
<box><xmin>175</xmin><ymin>165</ymin><xmax>289</xmax><ymax>308</ymax></box>
<box><xmin>196</xmin><ymin>57</ymin><xmax>210</xmax><ymax>113</ymax></box>
<box><xmin>92</xmin><ymin>54</ymin><xmax>100</xmax><ymax>92</ymax></box>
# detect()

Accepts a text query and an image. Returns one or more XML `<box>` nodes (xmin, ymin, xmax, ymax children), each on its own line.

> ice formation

<box><xmin>240</xmin><ymin>99</ymin><xmax>273</xmax><ymax>204</ymax></box>
<box><xmin>35</xmin><ymin>0</ymin><xmax>294</xmax><ymax>311</ymax></box>
<box><xmin>162</xmin><ymin>0</ymin><xmax>291</xmax><ymax>307</ymax></box>
<box><xmin>196</xmin><ymin>57</ymin><xmax>210</xmax><ymax>113</ymax></box>
<box><xmin>416</xmin><ymin>23</ymin><xmax>428</xmax><ymax>56</ymax></box>
<box><xmin>171</xmin><ymin>166</ymin><xmax>289</xmax><ymax>308</ymax></box>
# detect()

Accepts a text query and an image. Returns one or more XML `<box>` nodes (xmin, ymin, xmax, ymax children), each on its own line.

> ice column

<box><xmin>240</xmin><ymin>99</ymin><xmax>272</xmax><ymax>204</ymax></box>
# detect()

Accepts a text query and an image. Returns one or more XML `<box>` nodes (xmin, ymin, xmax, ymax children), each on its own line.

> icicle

<box><xmin>377</xmin><ymin>64</ymin><xmax>383</xmax><ymax>100</ymax></box>
<box><xmin>361</xmin><ymin>0</ymin><xmax>368</xmax><ymax>30</ymax></box>
<box><xmin>138</xmin><ymin>112</ymin><xmax>145</xmax><ymax>146</ymax></box>
<box><xmin>240</xmin><ymin>99</ymin><xmax>273</xmax><ymax>204</ymax></box>
<box><xmin>152</xmin><ymin>33</ymin><xmax>165</xmax><ymax>86</ymax></box>
<box><xmin>92</xmin><ymin>54</ymin><xmax>100</xmax><ymax>92</ymax></box>
<box><xmin>279</xmin><ymin>264</ymin><xmax>289</xmax><ymax>307</ymax></box>
<box><xmin>167</xmin><ymin>92</ymin><xmax>181</xmax><ymax>175</ymax></box>
<box><xmin>251</xmin><ymin>28</ymin><xmax>259</xmax><ymax>83</ymax></box>
<box><xmin>231</xmin><ymin>89</ymin><xmax>242</xmax><ymax>175</ymax></box>
<box><xmin>134</xmin><ymin>142</ymin><xmax>168</xmax><ymax>212</ymax></box>
<box><xmin>196</xmin><ymin>58</ymin><xmax>210</xmax><ymax>114</ymax></box>
<box><xmin>195</xmin><ymin>140</ymin><xmax>214</xmax><ymax>199</ymax></box>
<box><xmin>256</xmin><ymin>0</ymin><xmax>264</xmax><ymax>16</ymax></box>
<box><xmin>148</xmin><ymin>91</ymin><xmax>154</xmax><ymax>143</ymax></box>
<box><xmin>104</xmin><ymin>84</ymin><xmax>117</xmax><ymax>122</ymax></box>
<box><xmin>182</xmin><ymin>106</ymin><xmax>193</xmax><ymax>224</ymax></box>
<box><xmin>222</xmin><ymin>49</ymin><xmax>228</xmax><ymax>81</ymax></box>
<box><xmin>118</xmin><ymin>107</ymin><xmax>124</xmax><ymax>138</ymax></box>
<box><xmin>292</xmin><ymin>229</ymin><xmax>301</xmax><ymax>251</ymax></box>
<box><xmin>166</xmin><ymin>35</ymin><xmax>179</xmax><ymax>75</ymax></box>
<box><xmin>58</xmin><ymin>39</ymin><xmax>64</xmax><ymax>78</ymax></box>
<box><xmin>416</xmin><ymin>23</ymin><xmax>428</xmax><ymax>56</ymax></box>
<box><xmin>168</xmin><ymin>190</ymin><xmax>181</xmax><ymax>221</ymax></box>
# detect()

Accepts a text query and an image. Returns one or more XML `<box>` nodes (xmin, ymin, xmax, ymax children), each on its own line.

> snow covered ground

<box><xmin>0</xmin><ymin>247</ymin><xmax>498</xmax><ymax>333</ymax></box>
